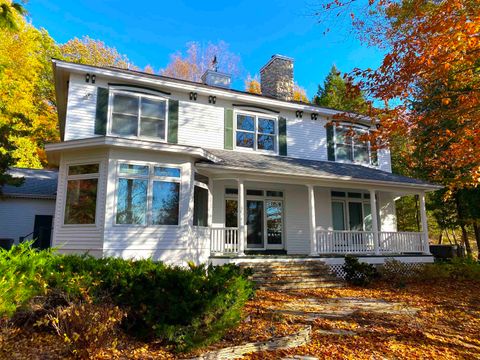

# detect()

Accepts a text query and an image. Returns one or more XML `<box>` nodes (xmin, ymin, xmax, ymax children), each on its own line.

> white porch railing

<box><xmin>209</xmin><ymin>228</ymin><xmax>425</xmax><ymax>256</ymax></box>
<box><xmin>316</xmin><ymin>230</ymin><xmax>425</xmax><ymax>255</ymax></box>
<box><xmin>210</xmin><ymin>227</ymin><xmax>239</xmax><ymax>254</ymax></box>
<box><xmin>379</xmin><ymin>232</ymin><xmax>425</xmax><ymax>254</ymax></box>
<box><xmin>316</xmin><ymin>231</ymin><xmax>376</xmax><ymax>254</ymax></box>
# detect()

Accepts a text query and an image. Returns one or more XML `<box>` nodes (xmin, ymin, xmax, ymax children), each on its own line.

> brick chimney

<box><xmin>260</xmin><ymin>55</ymin><xmax>294</xmax><ymax>101</ymax></box>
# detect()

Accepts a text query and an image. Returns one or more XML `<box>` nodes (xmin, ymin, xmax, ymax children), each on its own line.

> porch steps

<box><xmin>238</xmin><ymin>260</ymin><xmax>343</xmax><ymax>291</ymax></box>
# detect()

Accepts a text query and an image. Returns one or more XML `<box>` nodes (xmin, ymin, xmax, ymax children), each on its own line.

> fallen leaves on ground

<box><xmin>1</xmin><ymin>281</ymin><xmax>479</xmax><ymax>359</ymax></box>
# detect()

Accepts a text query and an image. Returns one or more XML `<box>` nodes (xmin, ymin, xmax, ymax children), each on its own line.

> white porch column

<box><xmin>307</xmin><ymin>185</ymin><xmax>317</xmax><ymax>256</ymax></box>
<box><xmin>369</xmin><ymin>189</ymin><xmax>380</xmax><ymax>255</ymax></box>
<box><xmin>237</xmin><ymin>179</ymin><xmax>246</xmax><ymax>256</ymax></box>
<box><xmin>418</xmin><ymin>191</ymin><xmax>431</xmax><ymax>254</ymax></box>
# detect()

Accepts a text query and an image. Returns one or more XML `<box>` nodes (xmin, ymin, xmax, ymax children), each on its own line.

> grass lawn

<box><xmin>1</xmin><ymin>280</ymin><xmax>479</xmax><ymax>359</ymax></box>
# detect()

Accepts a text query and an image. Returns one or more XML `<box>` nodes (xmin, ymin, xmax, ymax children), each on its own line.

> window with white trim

<box><xmin>64</xmin><ymin>164</ymin><xmax>99</xmax><ymax>225</ymax></box>
<box><xmin>109</xmin><ymin>90</ymin><xmax>167</xmax><ymax>140</ymax></box>
<box><xmin>236</xmin><ymin>112</ymin><xmax>277</xmax><ymax>152</ymax></box>
<box><xmin>334</xmin><ymin>126</ymin><xmax>374</xmax><ymax>165</ymax></box>
<box><xmin>115</xmin><ymin>163</ymin><xmax>180</xmax><ymax>226</ymax></box>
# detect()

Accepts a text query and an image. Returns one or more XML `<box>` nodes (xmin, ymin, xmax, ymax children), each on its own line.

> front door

<box><xmin>225</xmin><ymin>196</ymin><xmax>284</xmax><ymax>250</ymax></box>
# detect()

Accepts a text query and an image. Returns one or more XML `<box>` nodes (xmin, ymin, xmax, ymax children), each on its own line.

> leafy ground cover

<box><xmin>1</xmin><ymin>280</ymin><xmax>479</xmax><ymax>359</ymax></box>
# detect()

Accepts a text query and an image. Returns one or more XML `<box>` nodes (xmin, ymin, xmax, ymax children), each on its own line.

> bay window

<box><xmin>64</xmin><ymin>164</ymin><xmax>99</xmax><ymax>225</ymax></box>
<box><xmin>115</xmin><ymin>162</ymin><xmax>180</xmax><ymax>226</ymax></box>
<box><xmin>110</xmin><ymin>90</ymin><xmax>167</xmax><ymax>140</ymax></box>
<box><xmin>236</xmin><ymin>112</ymin><xmax>277</xmax><ymax>152</ymax></box>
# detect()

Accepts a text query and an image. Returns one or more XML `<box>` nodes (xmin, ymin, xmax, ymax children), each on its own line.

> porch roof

<box><xmin>197</xmin><ymin>149</ymin><xmax>441</xmax><ymax>191</ymax></box>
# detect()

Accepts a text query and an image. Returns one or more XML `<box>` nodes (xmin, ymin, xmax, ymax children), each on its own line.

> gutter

<box><xmin>195</xmin><ymin>163</ymin><xmax>442</xmax><ymax>192</ymax></box>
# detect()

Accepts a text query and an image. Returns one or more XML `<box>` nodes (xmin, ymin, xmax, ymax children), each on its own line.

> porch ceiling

<box><xmin>197</xmin><ymin>149</ymin><xmax>441</xmax><ymax>192</ymax></box>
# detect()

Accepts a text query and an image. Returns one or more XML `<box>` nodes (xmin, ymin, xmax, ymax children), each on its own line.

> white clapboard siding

<box><xmin>64</xmin><ymin>74</ymin><xmax>99</xmax><ymax>141</ymax></box>
<box><xmin>52</xmin><ymin>149</ymin><xmax>109</xmax><ymax>257</ymax></box>
<box><xmin>378</xmin><ymin>148</ymin><xmax>392</xmax><ymax>173</ymax></box>
<box><xmin>178</xmin><ymin>100</ymin><xmax>224</xmax><ymax>149</ymax></box>
<box><xmin>287</xmin><ymin>117</ymin><xmax>328</xmax><ymax>161</ymax></box>
<box><xmin>378</xmin><ymin>191</ymin><xmax>397</xmax><ymax>232</ymax></box>
<box><xmin>0</xmin><ymin>198</ymin><xmax>56</xmax><ymax>243</ymax></box>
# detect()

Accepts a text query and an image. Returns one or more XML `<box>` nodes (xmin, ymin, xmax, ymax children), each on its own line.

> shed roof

<box><xmin>2</xmin><ymin>168</ymin><xmax>58</xmax><ymax>199</ymax></box>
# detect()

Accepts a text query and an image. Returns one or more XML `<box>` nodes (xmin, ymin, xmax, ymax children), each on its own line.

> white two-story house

<box><xmin>46</xmin><ymin>55</ymin><xmax>440</xmax><ymax>267</ymax></box>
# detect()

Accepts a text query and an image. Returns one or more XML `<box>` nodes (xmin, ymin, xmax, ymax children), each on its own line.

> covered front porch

<box><xmin>194</xmin><ymin>177</ymin><xmax>432</xmax><ymax>259</ymax></box>
<box><xmin>192</xmin><ymin>148</ymin><xmax>439</xmax><ymax>262</ymax></box>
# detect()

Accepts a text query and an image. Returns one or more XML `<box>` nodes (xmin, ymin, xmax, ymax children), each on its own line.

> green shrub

<box><xmin>343</xmin><ymin>255</ymin><xmax>379</xmax><ymax>286</ymax></box>
<box><xmin>0</xmin><ymin>244</ymin><xmax>254</xmax><ymax>352</ymax></box>
<box><xmin>50</xmin><ymin>257</ymin><xmax>254</xmax><ymax>351</ymax></box>
<box><xmin>0</xmin><ymin>242</ymin><xmax>55</xmax><ymax>318</ymax></box>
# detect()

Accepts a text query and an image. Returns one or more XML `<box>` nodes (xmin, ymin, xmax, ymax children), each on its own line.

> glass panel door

<box><xmin>246</xmin><ymin>200</ymin><xmax>264</xmax><ymax>248</ymax></box>
<box><xmin>266</xmin><ymin>200</ymin><xmax>283</xmax><ymax>248</ymax></box>
<box><xmin>332</xmin><ymin>201</ymin><xmax>346</xmax><ymax>230</ymax></box>
<box><xmin>348</xmin><ymin>202</ymin><xmax>364</xmax><ymax>231</ymax></box>
<box><xmin>225</xmin><ymin>199</ymin><xmax>238</xmax><ymax>227</ymax></box>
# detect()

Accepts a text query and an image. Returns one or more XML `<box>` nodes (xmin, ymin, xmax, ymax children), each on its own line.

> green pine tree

<box><xmin>313</xmin><ymin>65</ymin><xmax>367</xmax><ymax>113</ymax></box>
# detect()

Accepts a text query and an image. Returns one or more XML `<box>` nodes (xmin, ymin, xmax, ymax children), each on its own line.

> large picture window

<box><xmin>334</xmin><ymin>126</ymin><xmax>373</xmax><ymax>165</ymax></box>
<box><xmin>115</xmin><ymin>162</ymin><xmax>180</xmax><ymax>226</ymax></box>
<box><xmin>64</xmin><ymin>164</ymin><xmax>99</xmax><ymax>225</ymax></box>
<box><xmin>110</xmin><ymin>90</ymin><xmax>167</xmax><ymax>140</ymax></box>
<box><xmin>236</xmin><ymin>112</ymin><xmax>276</xmax><ymax>152</ymax></box>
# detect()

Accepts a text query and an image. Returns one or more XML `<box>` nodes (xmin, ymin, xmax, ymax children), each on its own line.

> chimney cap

<box><xmin>260</xmin><ymin>54</ymin><xmax>294</xmax><ymax>73</ymax></box>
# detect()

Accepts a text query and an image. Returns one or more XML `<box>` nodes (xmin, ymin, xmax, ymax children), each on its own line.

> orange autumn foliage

<box><xmin>319</xmin><ymin>0</ymin><xmax>480</xmax><ymax>191</ymax></box>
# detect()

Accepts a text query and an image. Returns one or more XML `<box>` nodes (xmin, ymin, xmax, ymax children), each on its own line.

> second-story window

<box><xmin>110</xmin><ymin>90</ymin><xmax>167</xmax><ymax>140</ymax></box>
<box><xmin>236</xmin><ymin>112</ymin><xmax>277</xmax><ymax>153</ymax></box>
<box><xmin>334</xmin><ymin>126</ymin><xmax>372</xmax><ymax>165</ymax></box>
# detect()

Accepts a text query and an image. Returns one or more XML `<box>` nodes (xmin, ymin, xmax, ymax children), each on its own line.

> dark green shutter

<box><xmin>327</xmin><ymin>125</ymin><xmax>335</xmax><ymax>161</ymax></box>
<box><xmin>224</xmin><ymin>108</ymin><xmax>234</xmax><ymax>150</ymax></box>
<box><xmin>168</xmin><ymin>99</ymin><xmax>179</xmax><ymax>144</ymax></box>
<box><xmin>95</xmin><ymin>87</ymin><xmax>109</xmax><ymax>135</ymax></box>
<box><xmin>278</xmin><ymin>117</ymin><xmax>287</xmax><ymax>156</ymax></box>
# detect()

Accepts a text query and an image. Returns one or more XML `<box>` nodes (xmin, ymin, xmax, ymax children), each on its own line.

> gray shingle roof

<box><xmin>199</xmin><ymin>149</ymin><xmax>438</xmax><ymax>188</ymax></box>
<box><xmin>3</xmin><ymin>168</ymin><xmax>58</xmax><ymax>199</ymax></box>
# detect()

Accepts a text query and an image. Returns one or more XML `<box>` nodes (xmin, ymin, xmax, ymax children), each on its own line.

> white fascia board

<box><xmin>195</xmin><ymin>163</ymin><xmax>442</xmax><ymax>192</ymax></box>
<box><xmin>45</xmin><ymin>136</ymin><xmax>221</xmax><ymax>163</ymax></box>
<box><xmin>52</xmin><ymin>60</ymin><xmax>369</xmax><ymax>120</ymax></box>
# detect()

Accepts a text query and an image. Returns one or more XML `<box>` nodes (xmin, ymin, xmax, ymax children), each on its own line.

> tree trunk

<box><xmin>455</xmin><ymin>192</ymin><xmax>472</xmax><ymax>256</ymax></box>
<box><xmin>473</xmin><ymin>222</ymin><xmax>480</xmax><ymax>260</ymax></box>
<box><xmin>460</xmin><ymin>223</ymin><xmax>472</xmax><ymax>256</ymax></box>
<box><xmin>415</xmin><ymin>195</ymin><xmax>420</xmax><ymax>232</ymax></box>
<box><xmin>438</xmin><ymin>232</ymin><xmax>443</xmax><ymax>245</ymax></box>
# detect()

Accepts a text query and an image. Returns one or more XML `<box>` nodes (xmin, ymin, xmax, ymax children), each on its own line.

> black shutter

<box><xmin>327</xmin><ymin>124</ymin><xmax>335</xmax><ymax>161</ymax></box>
<box><xmin>168</xmin><ymin>99</ymin><xmax>179</xmax><ymax>144</ymax></box>
<box><xmin>94</xmin><ymin>87</ymin><xmax>109</xmax><ymax>135</ymax></box>
<box><xmin>278</xmin><ymin>117</ymin><xmax>287</xmax><ymax>156</ymax></box>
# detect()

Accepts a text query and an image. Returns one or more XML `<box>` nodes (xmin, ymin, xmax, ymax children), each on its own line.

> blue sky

<box><xmin>26</xmin><ymin>0</ymin><xmax>384</xmax><ymax>98</ymax></box>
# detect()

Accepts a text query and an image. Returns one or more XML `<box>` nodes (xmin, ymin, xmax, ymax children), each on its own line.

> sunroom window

<box><xmin>64</xmin><ymin>164</ymin><xmax>99</xmax><ymax>225</ymax></box>
<box><xmin>236</xmin><ymin>113</ymin><xmax>276</xmax><ymax>152</ymax></box>
<box><xmin>110</xmin><ymin>91</ymin><xmax>167</xmax><ymax>140</ymax></box>
<box><xmin>334</xmin><ymin>126</ymin><xmax>372</xmax><ymax>165</ymax></box>
<box><xmin>115</xmin><ymin>163</ymin><xmax>180</xmax><ymax>226</ymax></box>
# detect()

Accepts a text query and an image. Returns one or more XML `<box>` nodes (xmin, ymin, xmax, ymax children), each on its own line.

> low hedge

<box><xmin>0</xmin><ymin>243</ymin><xmax>254</xmax><ymax>352</ymax></box>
